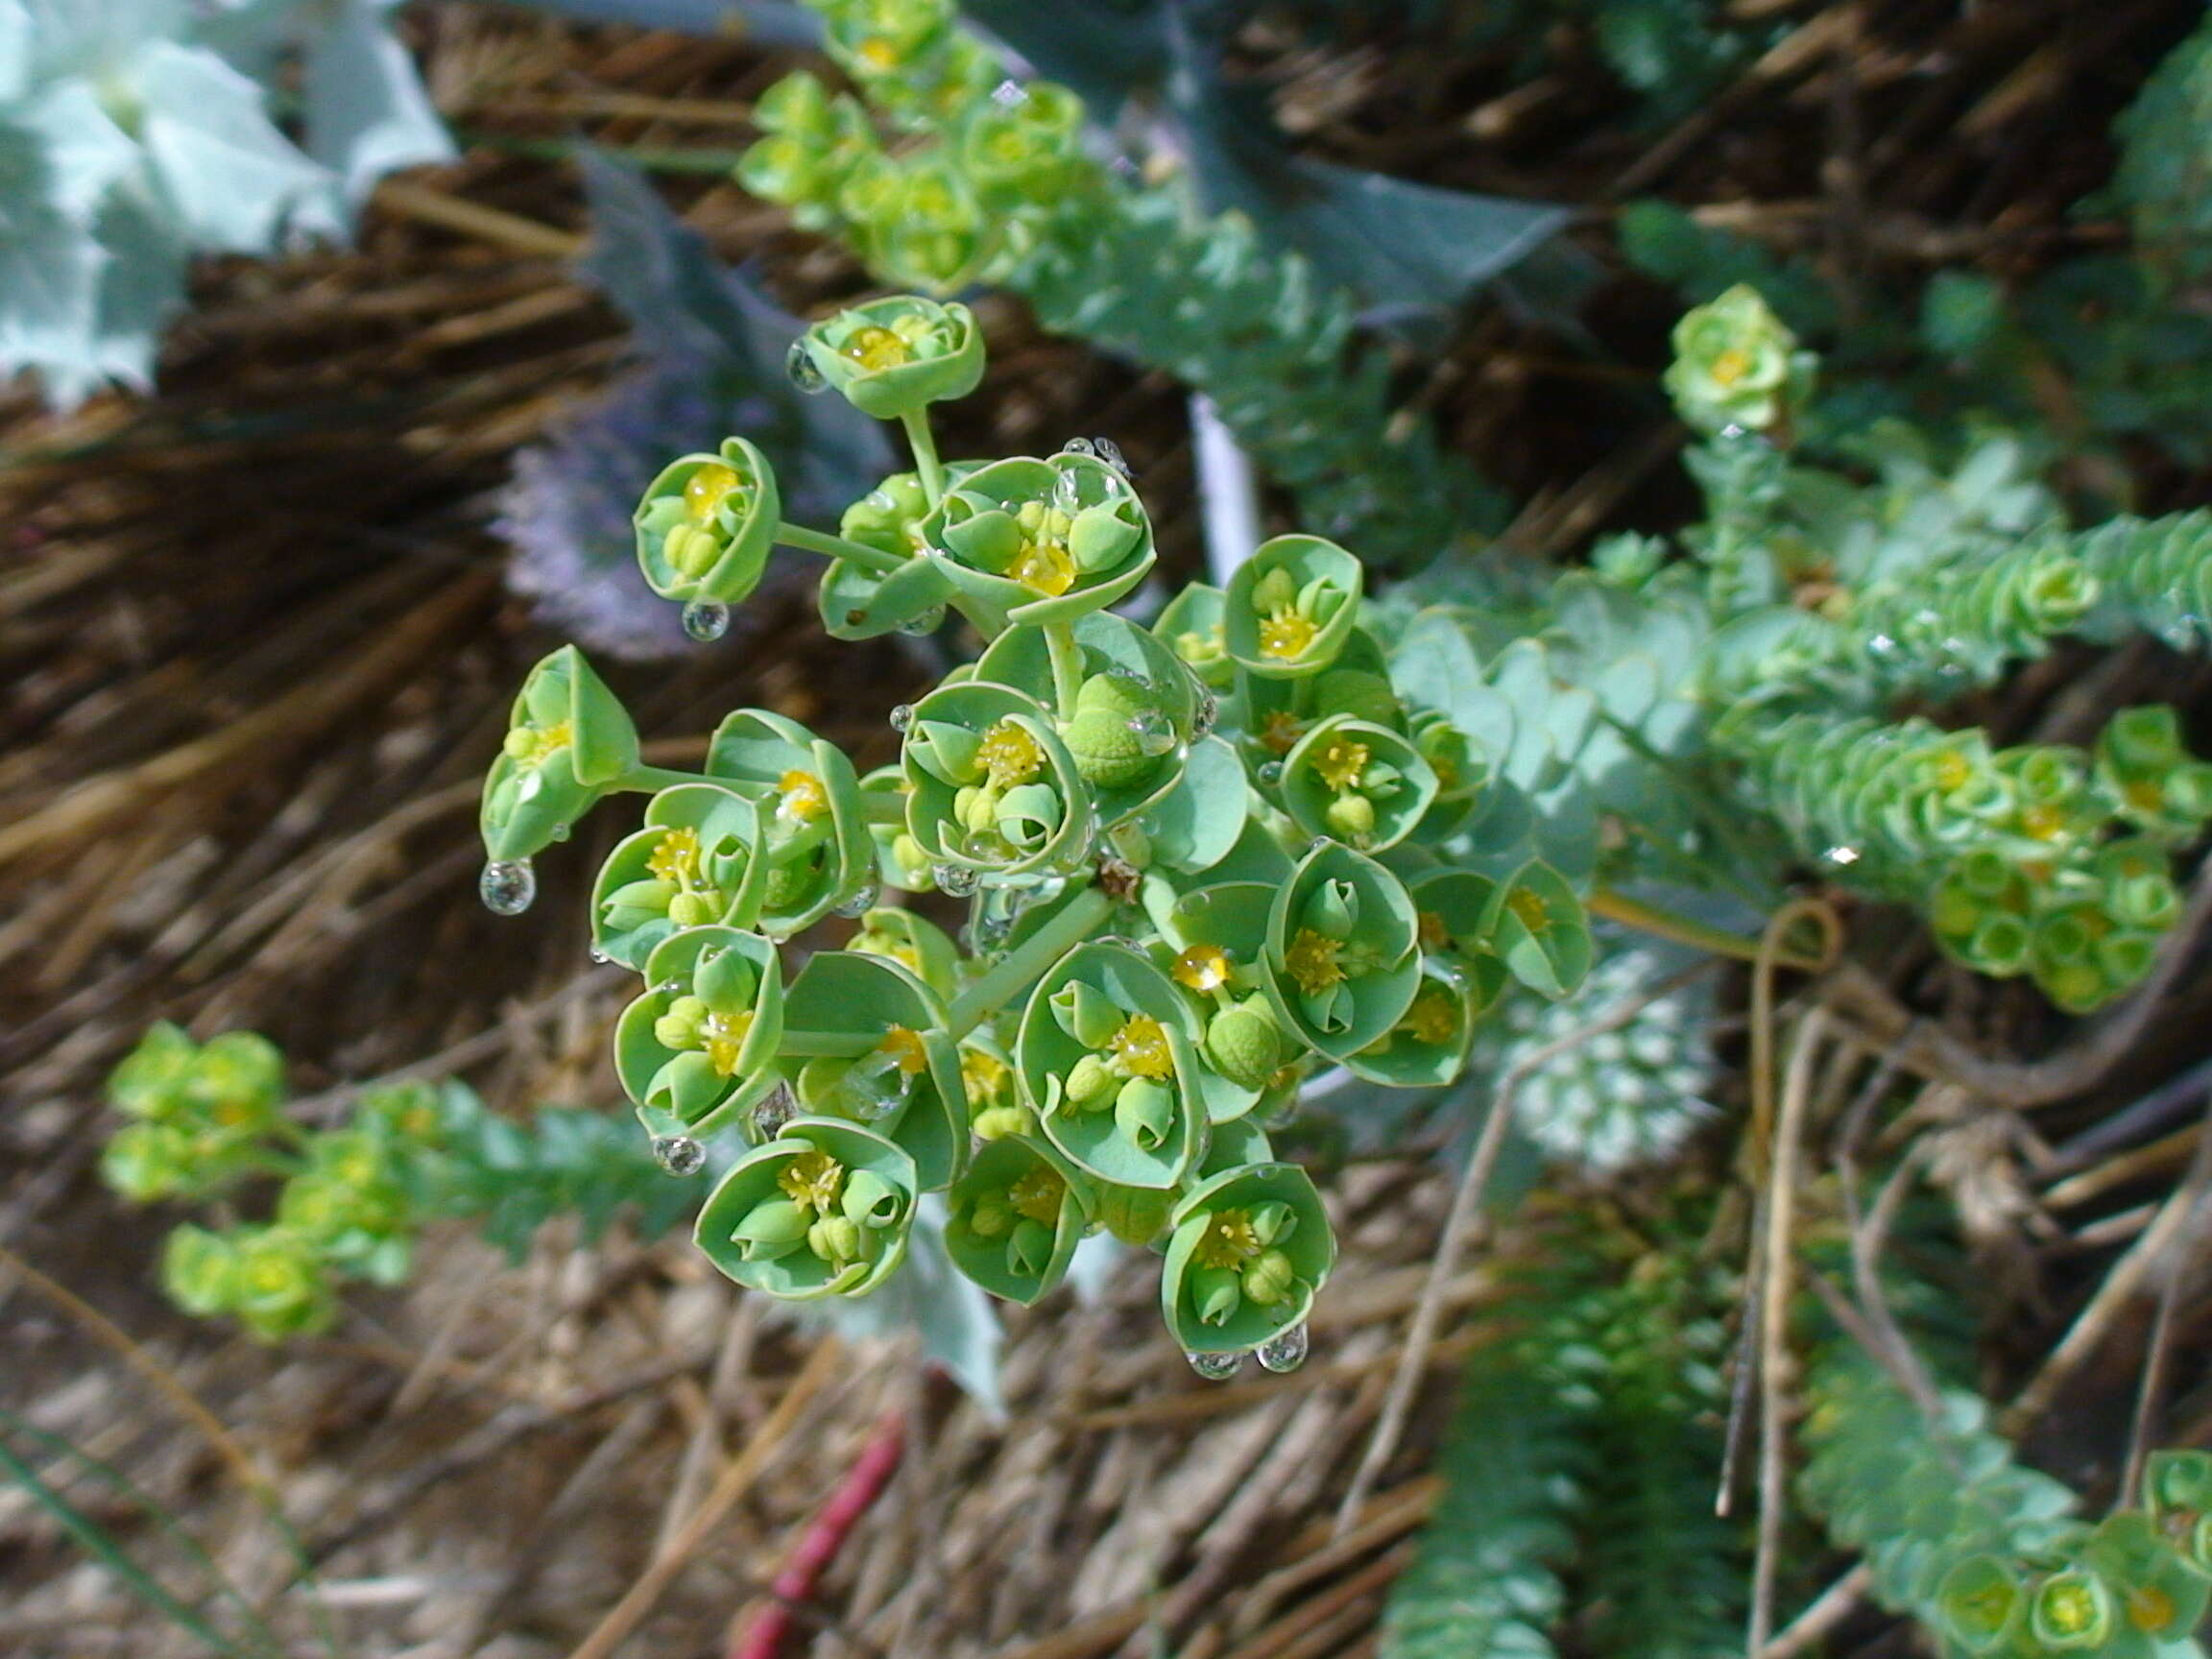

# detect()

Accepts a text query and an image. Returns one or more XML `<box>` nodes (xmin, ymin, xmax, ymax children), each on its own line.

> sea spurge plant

<box><xmin>791</xmin><ymin>296</ymin><xmax>984</xmax><ymax>421</ymax></box>
<box><xmin>634</xmin><ymin>439</ymin><xmax>781</xmax><ymax>610</ymax></box>
<box><xmin>1663</xmin><ymin>282</ymin><xmax>1815</xmax><ymax>437</ymax></box>
<box><xmin>693</xmin><ymin>1118</ymin><xmax>917</xmax><ymax>1298</ymax></box>
<box><xmin>101</xmin><ymin>1025</ymin><xmax>288</xmax><ymax>1202</ymax></box>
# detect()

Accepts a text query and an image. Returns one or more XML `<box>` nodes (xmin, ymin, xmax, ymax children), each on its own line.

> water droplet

<box><xmin>933</xmin><ymin>861</ymin><xmax>980</xmax><ymax>897</ymax></box>
<box><xmin>754</xmin><ymin>1086</ymin><xmax>798</xmax><ymax>1137</ymax></box>
<box><xmin>1190</xmin><ymin>686</ymin><xmax>1219</xmax><ymax>740</ymax></box>
<box><xmin>890</xmin><ymin>703</ymin><xmax>916</xmax><ymax>733</ymax></box>
<box><xmin>589</xmin><ymin>945</ymin><xmax>613</xmax><ymax>965</ymax></box>
<box><xmin>1719</xmin><ymin>421</ymin><xmax>1748</xmax><ymax>441</ymax></box>
<box><xmin>550</xmin><ymin>823</ymin><xmax>571</xmax><ymax>842</ymax></box>
<box><xmin>1092</xmin><ymin>437</ymin><xmax>1131</xmax><ymax>478</ymax></box>
<box><xmin>1868</xmin><ymin>633</ymin><xmax>1898</xmax><ymax>657</ymax></box>
<box><xmin>1128</xmin><ymin>708</ymin><xmax>1177</xmax><ymax>757</ymax></box>
<box><xmin>683</xmin><ymin>601</ymin><xmax>731</xmax><ymax>642</ymax></box>
<box><xmin>653</xmin><ymin>1136</ymin><xmax>706</xmax><ymax>1176</ymax></box>
<box><xmin>1256</xmin><ymin>1322</ymin><xmax>1309</xmax><ymax>1373</ymax></box>
<box><xmin>1257</xmin><ymin>760</ymin><xmax>1285</xmax><ymax>785</ymax></box>
<box><xmin>1822</xmin><ymin>845</ymin><xmax>1862</xmax><ymax>867</ymax></box>
<box><xmin>786</xmin><ymin>340</ymin><xmax>828</xmax><ymax>394</ymax></box>
<box><xmin>654</xmin><ymin>979</ymin><xmax>683</xmax><ymax>996</ymax></box>
<box><xmin>480</xmin><ymin>858</ymin><xmax>537</xmax><ymax>916</ymax></box>
<box><xmin>1188</xmin><ymin>1350</ymin><xmax>1241</xmax><ymax>1381</ymax></box>
<box><xmin>1053</xmin><ymin>469</ymin><xmax>1084</xmax><ymax>512</ymax></box>
<box><xmin>991</xmin><ymin>78</ymin><xmax>1029</xmax><ymax>107</ymax></box>
<box><xmin>1059</xmin><ymin>436</ymin><xmax>1096</xmax><ymax>458</ymax></box>
<box><xmin>898</xmin><ymin>606</ymin><xmax>947</xmax><ymax>637</ymax></box>
<box><xmin>833</xmin><ymin>878</ymin><xmax>882</xmax><ymax>919</ymax></box>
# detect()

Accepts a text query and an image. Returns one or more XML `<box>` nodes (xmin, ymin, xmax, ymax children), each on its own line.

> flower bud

<box><xmin>654</xmin><ymin>996</ymin><xmax>709</xmax><ymax>1050</ymax></box>
<box><xmin>967</xmin><ymin>1192</ymin><xmax>1014</xmax><ymax>1238</ymax></box>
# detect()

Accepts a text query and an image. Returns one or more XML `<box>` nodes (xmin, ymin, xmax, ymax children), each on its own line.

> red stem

<box><xmin>729</xmin><ymin>1409</ymin><xmax>906</xmax><ymax>1659</ymax></box>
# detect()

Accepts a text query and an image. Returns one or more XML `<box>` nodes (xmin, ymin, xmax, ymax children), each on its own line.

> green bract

<box><xmin>1662</xmin><ymin>282</ymin><xmax>1815</xmax><ymax>436</ymax></box>
<box><xmin>615</xmin><ymin>927</ymin><xmax>785</xmax><ymax>1141</ymax></box>
<box><xmin>1484</xmin><ymin>861</ymin><xmax>1594</xmax><ymax>999</ymax></box>
<box><xmin>945</xmin><ymin>1136</ymin><xmax>1091</xmax><ymax>1304</ymax></box>
<box><xmin>633</xmin><ymin>437</ymin><xmax>781</xmax><ymax>607</ymax></box>
<box><xmin>921</xmin><ymin>452</ymin><xmax>1156</xmax><ymax>631</ymax></box>
<box><xmin>796</xmin><ymin>296</ymin><xmax>984</xmax><ymax>420</ymax></box>
<box><xmin>1162</xmin><ymin>1163</ymin><xmax>1335</xmax><ymax>1355</ymax></box>
<box><xmin>901</xmin><ymin>681</ymin><xmax>1093</xmax><ymax>878</ymax></box>
<box><xmin>694</xmin><ymin>1118</ymin><xmax>918</xmax><ymax>1298</ymax></box>
<box><xmin>1262</xmin><ymin>843</ymin><xmax>1422</xmax><ymax>1060</ymax></box>
<box><xmin>1279</xmin><ymin>715</ymin><xmax>1439</xmax><ymax>852</ymax></box>
<box><xmin>481</xmin><ymin>647</ymin><xmax>639</xmax><ymax>863</ymax></box>
<box><xmin>704</xmin><ymin>709</ymin><xmax>875</xmax><ymax>935</ymax></box>
<box><xmin>1223</xmin><ymin>536</ymin><xmax>1362</xmax><ymax>680</ymax></box>
<box><xmin>848</xmin><ymin>904</ymin><xmax>963</xmax><ymax>998</ymax></box>
<box><xmin>591</xmin><ymin>783</ymin><xmax>768</xmax><ymax>970</ymax></box>
<box><xmin>1019</xmin><ymin>942</ymin><xmax>1205</xmax><ymax>1190</ymax></box>
<box><xmin>780</xmin><ymin>949</ymin><xmax>966</xmax><ymax>1190</ymax></box>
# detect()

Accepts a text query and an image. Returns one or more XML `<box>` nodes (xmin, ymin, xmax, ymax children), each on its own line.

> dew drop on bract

<box><xmin>991</xmin><ymin>78</ymin><xmax>1029</xmax><ymax>107</ymax></box>
<box><xmin>890</xmin><ymin>703</ymin><xmax>917</xmax><ymax>733</ymax></box>
<box><xmin>1256</xmin><ymin>1321</ymin><xmax>1309</xmax><ymax>1374</ymax></box>
<box><xmin>1190</xmin><ymin>687</ymin><xmax>1219</xmax><ymax>740</ymax></box>
<box><xmin>933</xmin><ymin>861</ymin><xmax>980</xmax><ymax>897</ymax></box>
<box><xmin>833</xmin><ymin>878</ymin><xmax>882</xmax><ymax>919</ymax></box>
<box><xmin>683</xmin><ymin>601</ymin><xmax>731</xmax><ymax>642</ymax></box>
<box><xmin>754</xmin><ymin>1086</ymin><xmax>798</xmax><ymax>1137</ymax></box>
<box><xmin>589</xmin><ymin>945</ymin><xmax>613</xmax><ymax>965</ymax></box>
<box><xmin>480</xmin><ymin>858</ymin><xmax>537</xmax><ymax>916</ymax></box>
<box><xmin>899</xmin><ymin>606</ymin><xmax>948</xmax><ymax>637</ymax></box>
<box><xmin>652</xmin><ymin>1136</ymin><xmax>707</xmax><ymax>1176</ymax></box>
<box><xmin>1128</xmin><ymin>708</ymin><xmax>1177</xmax><ymax>757</ymax></box>
<box><xmin>550</xmin><ymin>823</ymin><xmax>571</xmax><ymax>842</ymax></box>
<box><xmin>1257</xmin><ymin>760</ymin><xmax>1285</xmax><ymax>785</ymax></box>
<box><xmin>786</xmin><ymin>340</ymin><xmax>828</xmax><ymax>394</ymax></box>
<box><xmin>1187</xmin><ymin>1350</ymin><xmax>1242</xmax><ymax>1382</ymax></box>
<box><xmin>1059</xmin><ymin>436</ymin><xmax>1096</xmax><ymax>458</ymax></box>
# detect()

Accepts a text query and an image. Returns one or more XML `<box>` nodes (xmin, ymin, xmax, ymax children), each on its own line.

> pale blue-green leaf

<box><xmin>135</xmin><ymin>39</ymin><xmax>340</xmax><ymax>252</ymax></box>
<box><xmin>16</xmin><ymin>79</ymin><xmax>136</xmax><ymax>222</ymax></box>
<box><xmin>0</xmin><ymin>180</ymin><xmax>106</xmax><ymax>405</ymax></box>
<box><xmin>301</xmin><ymin>0</ymin><xmax>454</xmax><ymax>204</ymax></box>
<box><xmin>87</xmin><ymin>179</ymin><xmax>188</xmax><ymax>391</ymax></box>
<box><xmin>1145</xmin><ymin>737</ymin><xmax>1247</xmax><ymax>873</ymax></box>
<box><xmin>0</xmin><ymin>0</ymin><xmax>31</xmax><ymax>101</ymax></box>
<box><xmin>1389</xmin><ymin>607</ymin><xmax>1484</xmax><ymax>715</ymax></box>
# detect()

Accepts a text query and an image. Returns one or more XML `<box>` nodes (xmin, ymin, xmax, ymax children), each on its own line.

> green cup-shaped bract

<box><xmin>615</xmin><ymin>927</ymin><xmax>785</xmax><ymax>1140</ymax></box>
<box><xmin>945</xmin><ymin>1136</ymin><xmax>1092</xmax><ymax>1305</ymax></box>
<box><xmin>2147</xmin><ymin>1450</ymin><xmax>2212</xmax><ymax>1520</ymax></box>
<box><xmin>1019</xmin><ymin>941</ymin><xmax>1205</xmax><ymax>1190</ymax></box>
<box><xmin>736</xmin><ymin>73</ymin><xmax>876</xmax><ymax>224</ymax></box>
<box><xmin>633</xmin><ymin>438</ymin><xmax>781</xmax><ymax>608</ymax></box>
<box><xmin>901</xmin><ymin>680</ymin><xmax>1094</xmax><ymax>878</ymax></box>
<box><xmin>858</xmin><ymin>763</ymin><xmax>937</xmax><ymax>893</ymax></box>
<box><xmin>958</xmin><ymin>80</ymin><xmax>1083</xmax><ymax>207</ymax></box>
<box><xmin>817</xmin><ymin>466</ymin><xmax>974</xmax><ymax>640</ymax></box>
<box><xmin>591</xmin><ymin>783</ymin><xmax>770</xmax><ymax>971</ymax></box>
<box><xmin>482</xmin><ymin>647</ymin><xmax>639</xmax><ymax>862</ymax></box>
<box><xmin>848</xmin><ymin>905</ymin><xmax>963</xmax><ymax>1000</ymax></box>
<box><xmin>164</xmin><ymin>1224</ymin><xmax>336</xmax><ymax>1342</ymax></box>
<box><xmin>1936</xmin><ymin>1555</ymin><xmax>2028</xmax><ymax>1655</ymax></box>
<box><xmin>920</xmin><ymin>453</ymin><xmax>1156</xmax><ymax>632</ymax></box>
<box><xmin>108</xmin><ymin>1023</ymin><xmax>284</xmax><ymax>1129</ymax></box>
<box><xmin>102</xmin><ymin>1121</ymin><xmax>261</xmax><ymax>1204</ymax></box>
<box><xmin>795</xmin><ymin>296</ymin><xmax>984</xmax><ymax>421</ymax></box>
<box><xmin>2029</xmin><ymin>1568</ymin><xmax>2117</xmax><ymax>1650</ymax></box>
<box><xmin>705</xmin><ymin>709</ymin><xmax>876</xmax><ymax>937</ymax></box>
<box><xmin>2081</xmin><ymin>1512</ymin><xmax>2212</xmax><ymax>1638</ymax></box>
<box><xmin>780</xmin><ymin>949</ymin><xmax>966</xmax><ymax>1191</ymax></box>
<box><xmin>1280</xmin><ymin>715</ymin><xmax>1439</xmax><ymax>854</ymax></box>
<box><xmin>1481</xmin><ymin>860</ymin><xmax>1593</xmax><ymax>999</ymax></box>
<box><xmin>1662</xmin><ymin>283</ymin><xmax>1815</xmax><ymax>437</ymax></box>
<box><xmin>1344</xmin><ymin>964</ymin><xmax>1479</xmax><ymax>1088</ymax></box>
<box><xmin>694</xmin><ymin>1118</ymin><xmax>918</xmax><ymax>1299</ymax></box>
<box><xmin>1406</xmin><ymin>711</ymin><xmax>1490</xmax><ymax>842</ymax></box>
<box><xmin>1223</xmin><ymin>536</ymin><xmax>1362</xmax><ymax>680</ymax></box>
<box><xmin>1163</xmin><ymin>1162</ymin><xmax>1335</xmax><ymax>1355</ymax></box>
<box><xmin>1261</xmin><ymin>843</ymin><xmax>1421</xmax><ymax>1061</ymax></box>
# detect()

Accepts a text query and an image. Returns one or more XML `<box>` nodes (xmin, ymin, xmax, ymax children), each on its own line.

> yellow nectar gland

<box><xmin>1258</xmin><ymin>609</ymin><xmax>1318</xmax><ymax>661</ymax></box>
<box><xmin>1009</xmin><ymin>534</ymin><xmax>1077</xmax><ymax>596</ymax></box>
<box><xmin>977</xmin><ymin>719</ymin><xmax>1046</xmax><ymax>788</ymax></box>
<box><xmin>647</xmin><ymin>825</ymin><xmax>702</xmax><ymax>884</ymax></box>
<box><xmin>1172</xmin><ymin>944</ymin><xmax>1233</xmax><ymax>993</ymax></box>
<box><xmin>1506</xmin><ymin>888</ymin><xmax>1551</xmax><ymax>935</ymax></box>
<box><xmin>1709</xmin><ymin>347</ymin><xmax>1751</xmax><ymax>388</ymax></box>
<box><xmin>779</xmin><ymin>1149</ymin><xmax>845</xmax><ymax>1212</ymax></box>
<box><xmin>1283</xmin><ymin>929</ymin><xmax>1345</xmax><ymax>997</ymax></box>
<box><xmin>1311</xmin><ymin>735</ymin><xmax>1370</xmax><ymax>793</ymax></box>
<box><xmin>504</xmin><ymin>719</ymin><xmax>572</xmax><ymax>767</ymax></box>
<box><xmin>1401</xmin><ymin>987</ymin><xmax>1460</xmax><ymax>1046</ymax></box>
<box><xmin>1193</xmin><ymin>1208</ymin><xmax>1262</xmax><ymax>1270</ymax></box>
<box><xmin>1008</xmin><ymin>1166</ymin><xmax>1065</xmax><ymax>1227</ymax></box>
<box><xmin>1107</xmin><ymin>1014</ymin><xmax>1175</xmax><ymax>1080</ymax></box>
<box><xmin>841</xmin><ymin>325</ymin><xmax>912</xmax><ymax>371</ymax></box>
<box><xmin>779</xmin><ymin>768</ymin><xmax>832</xmax><ymax>824</ymax></box>
<box><xmin>684</xmin><ymin>464</ymin><xmax>744</xmax><ymax>522</ymax></box>
<box><xmin>878</xmin><ymin>1025</ymin><xmax>930</xmax><ymax>1076</ymax></box>
<box><xmin>701</xmin><ymin>1009</ymin><xmax>756</xmax><ymax>1076</ymax></box>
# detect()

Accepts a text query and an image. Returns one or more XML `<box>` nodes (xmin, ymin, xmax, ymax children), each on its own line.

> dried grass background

<box><xmin>6</xmin><ymin>4</ymin><xmax>2212</xmax><ymax>1657</ymax></box>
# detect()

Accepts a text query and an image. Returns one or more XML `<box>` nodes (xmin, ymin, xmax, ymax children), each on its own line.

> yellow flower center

<box><xmin>878</xmin><ymin>1025</ymin><xmax>930</xmax><ymax>1076</ymax></box>
<box><xmin>702</xmin><ymin>1009</ymin><xmax>756</xmax><ymax>1076</ymax></box>
<box><xmin>1259</xmin><ymin>709</ymin><xmax>1308</xmax><ymax>757</ymax></box>
<box><xmin>778</xmin><ymin>1149</ymin><xmax>845</xmax><ymax>1212</ymax></box>
<box><xmin>684</xmin><ymin>464</ymin><xmax>743</xmax><ymax>522</ymax></box>
<box><xmin>856</xmin><ymin>37</ymin><xmax>900</xmax><ymax>71</ymax></box>
<box><xmin>2128</xmin><ymin>1587</ymin><xmax>2176</xmax><ymax>1632</ymax></box>
<box><xmin>1401</xmin><ymin>987</ymin><xmax>1459</xmax><ymax>1046</ymax></box>
<box><xmin>2020</xmin><ymin>803</ymin><xmax>2066</xmax><ymax>840</ymax></box>
<box><xmin>1506</xmin><ymin>888</ymin><xmax>1551</xmax><ymax>935</ymax></box>
<box><xmin>1107</xmin><ymin>1014</ymin><xmax>1175</xmax><ymax>1080</ymax></box>
<box><xmin>842</xmin><ymin>324</ymin><xmax>911</xmax><ymax>370</ymax></box>
<box><xmin>1193</xmin><ymin>1208</ymin><xmax>1261</xmax><ymax>1270</ymax></box>
<box><xmin>1416</xmin><ymin>910</ymin><xmax>1450</xmax><ymax>953</ymax></box>
<box><xmin>647</xmin><ymin>825</ymin><xmax>701</xmax><ymax>883</ymax></box>
<box><xmin>977</xmin><ymin>719</ymin><xmax>1046</xmax><ymax>787</ymax></box>
<box><xmin>1933</xmin><ymin>750</ymin><xmax>1973</xmax><ymax>792</ymax></box>
<box><xmin>1710</xmin><ymin>347</ymin><xmax>1751</xmax><ymax>387</ymax></box>
<box><xmin>1171</xmin><ymin>944</ymin><xmax>1233</xmax><ymax>993</ymax></box>
<box><xmin>1259</xmin><ymin>610</ymin><xmax>1317</xmax><ymax>661</ymax></box>
<box><xmin>1009</xmin><ymin>535</ymin><xmax>1077</xmax><ymax>596</ymax></box>
<box><xmin>2128</xmin><ymin>779</ymin><xmax>2166</xmax><ymax>814</ymax></box>
<box><xmin>1008</xmin><ymin>1166</ymin><xmax>1065</xmax><ymax>1227</ymax></box>
<box><xmin>1284</xmin><ymin>929</ymin><xmax>1345</xmax><ymax>997</ymax></box>
<box><xmin>505</xmin><ymin>720</ymin><xmax>573</xmax><ymax>767</ymax></box>
<box><xmin>2040</xmin><ymin>1582</ymin><xmax>2100</xmax><ymax>1639</ymax></box>
<box><xmin>1312</xmin><ymin>735</ymin><xmax>1370</xmax><ymax>792</ymax></box>
<box><xmin>960</xmin><ymin>1044</ymin><xmax>1010</xmax><ymax>1104</ymax></box>
<box><xmin>779</xmin><ymin>768</ymin><xmax>831</xmax><ymax>823</ymax></box>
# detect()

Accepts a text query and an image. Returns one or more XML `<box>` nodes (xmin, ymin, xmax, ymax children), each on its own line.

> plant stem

<box><xmin>948</xmin><ymin>883</ymin><xmax>1117</xmax><ymax>1039</ymax></box>
<box><xmin>615</xmin><ymin>763</ymin><xmax>716</xmax><ymax>794</ymax></box>
<box><xmin>902</xmin><ymin>410</ymin><xmax>945</xmax><ymax>509</ymax></box>
<box><xmin>862</xmin><ymin>790</ymin><xmax>908</xmax><ymax>828</ymax></box>
<box><xmin>775</xmin><ymin>521</ymin><xmax>904</xmax><ymax>575</ymax></box>
<box><xmin>1587</xmin><ymin>884</ymin><xmax>1830</xmax><ymax>973</ymax></box>
<box><xmin>1043</xmin><ymin>621</ymin><xmax>1084</xmax><ymax>717</ymax></box>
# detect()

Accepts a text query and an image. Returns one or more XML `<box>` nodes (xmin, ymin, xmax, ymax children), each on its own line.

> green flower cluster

<box><xmin>101</xmin><ymin>1023</ymin><xmax>287</xmax><ymax>1203</ymax></box>
<box><xmin>1662</xmin><ymin>284</ymin><xmax>1816</xmax><ymax>439</ymax></box>
<box><xmin>476</xmin><ymin>297</ymin><xmax>1596</xmax><ymax>1368</ymax></box>
<box><xmin>1804</xmin><ymin>1359</ymin><xmax>2212</xmax><ymax>1659</ymax></box>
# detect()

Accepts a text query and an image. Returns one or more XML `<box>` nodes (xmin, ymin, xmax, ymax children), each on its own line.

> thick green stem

<box><xmin>1044</xmin><ymin>621</ymin><xmax>1084</xmax><ymax>717</ymax></box>
<box><xmin>775</xmin><ymin>521</ymin><xmax>905</xmax><ymax>575</ymax></box>
<box><xmin>948</xmin><ymin>883</ymin><xmax>1118</xmax><ymax>1040</ymax></box>
<box><xmin>902</xmin><ymin>410</ymin><xmax>946</xmax><ymax>509</ymax></box>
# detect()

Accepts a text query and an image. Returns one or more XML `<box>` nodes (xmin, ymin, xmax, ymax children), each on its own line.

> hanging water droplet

<box><xmin>933</xmin><ymin>861</ymin><xmax>980</xmax><ymax>897</ymax></box>
<box><xmin>1257</xmin><ymin>760</ymin><xmax>1285</xmax><ymax>785</ymax></box>
<box><xmin>550</xmin><ymin>823</ymin><xmax>571</xmax><ymax>843</ymax></box>
<box><xmin>1092</xmin><ymin>437</ymin><xmax>1131</xmax><ymax>478</ymax></box>
<box><xmin>683</xmin><ymin>601</ymin><xmax>731</xmax><ymax>642</ymax></box>
<box><xmin>1127</xmin><ymin>708</ymin><xmax>1178</xmax><ymax>757</ymax></box>
<box><xmin>1256</xmin><ymin>1321</ymin><xmax>1309</xmax><ymax>1373</ymax></box>
<box><xmin>833</xmin><ymin>878</ymin><xmax>882</xmax><ymax>919</ymax></box>
<box><xmin>786</xmin><ymin>339</ymin><xmax>828</xmax><ymax>394</ymax></box>
<box><xmin>1187</xmin><ymin>1350</ymin><xmax>1242</xmax><ymax>1382</ymax></box>
<box><xmin>480</xmin><ymin>858</ymin><xmax>537</xmax><ymax>916</ymax></box>
<box><xmin>652</xmin><ymin>1136</ymin><xmax>707</xmax><ymax>1176</ymax></box>
<box><xmin>1190</xmin><ymin>686</ymin><xmax>1219</xmax><ymax>740</ymax></box>
<box><xmin>889</xmin><ymin>703</ymin><xmax>916</xmax><ymax>733</ymax></box>
<box><xmin>898</xmin><ymin>605</ymin><xmax>948</xmax><ymax>637</ymax></box>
